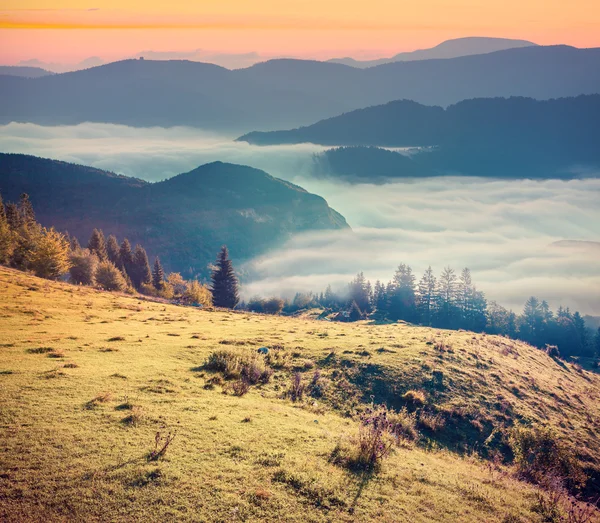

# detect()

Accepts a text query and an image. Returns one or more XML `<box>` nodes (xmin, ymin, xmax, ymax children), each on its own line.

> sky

<box><xmin>1</xmin><ymin>0</ymin><xmax>599</xmax><ymax>64</ymax></box>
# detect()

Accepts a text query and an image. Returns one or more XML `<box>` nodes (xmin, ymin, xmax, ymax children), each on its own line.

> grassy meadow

<box><xmin>1</xmin><ymin>266</ymin><xmax>599</xmax><ymax>522</ymax></box>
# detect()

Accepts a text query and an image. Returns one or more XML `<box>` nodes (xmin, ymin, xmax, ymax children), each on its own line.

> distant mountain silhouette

<box><xmin>0</xmin><ymin>66</ymin><xmax>52</xmax><ymax>78</ymax></box>
<box><xmin>0</xmin><ymin>154</ymin><xmax>348</xmax><ymax>276</ymax></box>
<box><xmin>240</xmin><ymin>95</ymin><xmax>600</xmax><ymax>179</ymax></box>
<box><xmin>1</xmin><ymin>46</ymin><xmax>599</xmax><ymax>132</ymax></box>
<box><xmin>329</xmin><ymin>37</ymin><xmax>537</xmax><ymax>68</ymax></box>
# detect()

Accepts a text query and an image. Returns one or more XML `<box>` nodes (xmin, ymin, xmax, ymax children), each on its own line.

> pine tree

<box><xmin>416</xmin><ymin>266</ymin><xmax>437</xmax><ymax>326</ymax></box>
<box><xmin>210</xmin><ymin>246</ymin><xmax>239</xmax><ymax>309</ymax></box>
<box><xmin>88</xmin><ymin>229</ymin><xmax>107</xmax><ymax>261</ymax></box>
<box><xmin>5</xmin><ymin>203</ymin><xmax>22</xmax><ymax>230</ymax></box>
<box><xmin>436</xmin><ymin>267</ymin><xmax>458</xmax><ymax>328</ymax></box>
<box><xmin>152</xmin><ymin>257</ymin><xmax>165</xmax><ymax>289</ymax></box>
<box><xmin>0</xmin><ymin>193</ymin><xmax>14</xmax><ymax>265</ymax></box>
<box><xmin>348</xmin><ymin>272</ymin><xmax>371</xmax><ymax>313</ymax></box>
<box><xmin>520</xmin><ymin>296</ymin><xmax>542</xmax><ymax>344</ymax></box>
<box><xmin>594</xmin><ymin>327</ymin><xmax>600</xmax><ymax>358</ymax></box>
<box><xmin>70</xmin><ymin>235</ymin><xmax>81</xmax><ymax>251</ymax></box>
<box><xmin>373</xmin><ymin>280</ymin><xmax>388</xmax><ymax>313</ymax></box>
<box><xmin>106</xmin><ymin>235</ymin><xmax>120</xmax><ymax>266</ymax></box>
<box><xmin>119</xmin><ymin>238</ymin><xmax>134</xmax><ymax>276</ymax></box>
<box><xmin>388</xmin><ymin>263</ymin><xmax>416</xmax><ymax>321</ymax></box>
<box><xmin>348</xmin><ymin>300</ymin><xmax>363</xmax><ymax>322</ymax></box>
<box><xmin>18</xmin><ymin>193</ymin><xmax>36</xmax><ymax>227</ymax></box>
<box><xmin>458</xmin><ymin>268</ymin><xmax>473</xmax><ymax>327</ymax></box>
<box><xmin>0</xmin><ymin>193</ymin><xmax>6</xmax><ymax>223</ymax></box>
<box><xmin>131</xmin><ymin>244</ymin><xmax>152</xmax><ymax>289</ymax></box>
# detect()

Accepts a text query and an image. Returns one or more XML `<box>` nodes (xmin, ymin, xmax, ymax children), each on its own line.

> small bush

<box><xmin>122</xmin><ymin>405</ymin><xmax>144</xmax><ymax>426</ymax></box>
<box><xmin>545</xmin><ymin>344</ymin><xmax>560</xmax><ymax>358</ymax></box>
<box><xmin>288</xmin><ymin>372</ymin><xmax>305</xmax><ymax>402</ymax></box>
<box><xmin>95</xmin><ymin>261</ymin><xmax>127</xmax><ymax>292</ymax></box>
<box><xmin>509</xmin><ymin>426</ymin><xmax>586</xmax><ymax>490</ymax></box>
<box><xmin>388</xmin><ymin>408</ymin><xmax>419</xmax><ymax>442</ymax></box>
<box><xmin>403</xmin><ymin>389</ymin><xmax>426</xmax><ymax>407</ymax></box>
<box><xmin>69</xmin><ymin>248</ymin><xmax>98</xmax><ymax>286</ymax></box>
<box><xmin>418</xmin><ymin>412</ymin><xmax>446</xmax><ymax>432</ymax></box>
<box><xmin>348</xmin><ymin>406</ymin><xmax>396</xmax><ymax>471</ymax></box>
<box><xmin>231</xmin><ymin>379</ymin><xmax>250</xmax><ymax>396</ymax></box>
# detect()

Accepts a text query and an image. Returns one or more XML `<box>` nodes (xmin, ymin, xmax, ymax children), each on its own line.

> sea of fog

<box><xmin>1</xmin><ymin>122</ymin><xmax>599</xmax><ymax>315</ymax></box>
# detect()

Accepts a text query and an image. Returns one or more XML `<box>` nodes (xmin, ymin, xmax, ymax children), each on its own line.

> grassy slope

<box><xmin>1</xmin><ymin>267</ymin><xmax>599</xmax><ymax>522</ymax></box>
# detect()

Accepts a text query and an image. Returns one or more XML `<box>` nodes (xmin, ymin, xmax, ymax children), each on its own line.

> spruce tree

<box><xmin>88</xmin><ymin>229</ymin><xmax>107</xmax><ymax>261</ymax></box>
<box><xmin>0</xmin><ymin>193</ymin><xmax>6</xmax><ymax>223</ymax></box>
<box><xmin>106</xmin><ymin>235</ymin><xmax>120</xmax><ymax>266</ymax></box>
<box><xmin>388</xmin><ymin>263</ymin><xmax>416</xmax><ymax>321</ymax></box>
<box><xmin>210</xmin><ymin>246</ymin><xmax>239</xmax><ymax>309</ymax></box>
<box><xmin>0</xmin><ymin>193</ymin><xmax>14</xmax><ymax>265</ymax></box>
<box><xmin>436</xmin><ymin>267</ymin><xmax>458</xmax><ymax>328</ymax></box>
<box><xmin>131</xmin><ymin>244</ymin><xmax>152</xmax><ymax>289</ymax></box>
<box><xmin>18</xmin><ymin>193</ymin><xmax>36</xmax><ymax>227</ymax></box>
<box><xmin>416</xmin><ymin>266</ymin><xmax>437</xmax><ymax>326</ymax></box>
<box><xmin>119</xmin><ymin>238</ymin><xmax>134</xmax><ymax>276</ymax></box>
<box><xmin>348</xmin><ymin>272</ymin><xmax>371</xmax><ymax>313</ymax></box>
<box><xmin>70</xmin><ymin>235</ymin><xmax>81</xmax><ymax>251</ymax></box>
<box><xmin>5</xmin><ymin>203</ymin><xmax>21</xmax><ymax>230</ymax></box>
<box><xmin>594</xmin><ymin>327</ymin><xmax>600</xmax><ymax>358</ymax></box>
<box><xmin>152</xmin><ymin>257</ymin><xmax>165</xmax><ymax>289</ymax></box>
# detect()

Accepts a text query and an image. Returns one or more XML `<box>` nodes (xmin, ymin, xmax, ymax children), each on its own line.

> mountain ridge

<box><xmin>1</xmin><ymin>45</ymin><xmax>599</xmax><ymax>132</ymax></box>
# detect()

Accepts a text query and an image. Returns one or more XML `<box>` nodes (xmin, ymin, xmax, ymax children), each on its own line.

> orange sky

<box><xmin>1</xmin><ymin>0</ymin><xmax>599</xmax><ymax>64</ymax></box>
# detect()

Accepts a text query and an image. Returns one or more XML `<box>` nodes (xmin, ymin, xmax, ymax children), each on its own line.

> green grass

<box><xmin>0</xmin><ymin>266</ymin><xmax>598</xmax><ymax>522</ymax></box>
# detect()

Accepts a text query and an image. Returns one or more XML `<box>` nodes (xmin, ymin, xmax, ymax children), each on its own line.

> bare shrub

<box><xmin>418</xmin><ymin>412</ymin><xmax>446</xmax><ymax>432</ymax></box>
<box><xmin>231</xmin><ymin>378</ymin><xmax>250</xmax><ymax>396</ymax></box>
<box><xmin>288</xmin><ymin>372</ymin><xmax>305</xmax><ymax>402</ymax></box>
<box><xmin>509</xmin><ymin>426</ymin><xmax>586</xmax><ymax>490</ymax></box>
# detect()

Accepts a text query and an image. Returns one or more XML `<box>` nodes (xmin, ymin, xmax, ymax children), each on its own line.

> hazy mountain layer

<box><xmin>0</xmin><ymin>154</ymin><xmax>348</xmax><ymax>276</ymax></box>
<box><xmin>1</xmin><ymin>46</ymin><xmax>599</xmax><ymax>132</ymax></box>
<box><xmin>329</xmin><ymin>37</ymin><xmax>537</xmax><ymax>68</ymax></box>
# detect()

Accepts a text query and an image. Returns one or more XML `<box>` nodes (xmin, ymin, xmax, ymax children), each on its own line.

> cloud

<box><xmin>1</xmin><ymin>122</ymin><xmax>598</xmax><ymax>315</ymax></box>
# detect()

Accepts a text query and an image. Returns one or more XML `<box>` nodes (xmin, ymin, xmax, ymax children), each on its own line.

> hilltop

<box><xmin>0</xmin><ymin>267</ymin><xmax>599</xmax><ymax>521</ymax></box>
<box><xmin>0</xmin><ymin>154</ymin><xmax>348</xmax><ymax>276</ymax></box>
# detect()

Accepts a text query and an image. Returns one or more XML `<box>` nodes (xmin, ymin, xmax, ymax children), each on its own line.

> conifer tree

<box><xmin>436</xmin><ymin>267</ymin><xmax>458</xmax><ymax>328</ymax></box>
<box><xmin>131</xmin><ymin>244</ymin><xmax>152</xmax><ymax>289</ymax></box>
<box><xmin>69</xmin><ymin>235</ymin><xmax>81</xmax><ymax>251</ymax></box>
<box><xmin>106</xmin><ymin>235</ymin><xmax>120</xmax><ymax>266</ymax></box>
<box><xmin>348</xmin><ymin>272</ymin><xmax>371</xmax><ymax>313</ymax></box>
<box><xmin>348</xmin><ymin>300</ymin><xmax>363</xmax><ymax>322</ymax></box>
<box><xmin>594</xmin><ymin>327</ymin><xmax>600</xmax><ymax>358</ymax></box>
<box><xmin>152</xmin><ymin>257</ymin><xmax>165</xmax><ymax>289</ymax></box>
<box><xmin>210</xmin><ymin>246</ymin><xmax>239</xmax><ymax>309</ymax></box>
<box><xmin>5</xmin><ymin>203</ymin><xmax>21</xmax><ymax>230</ymax></box>
<box><xmin>0</xmin><ymin>193</ymin><xmax>14</xmax><ymax>265</ymax></box>
<box><xmin>88</xmin><ymin>228</ymin><xmax>107</xmax><ymax>261</ymax></box>
<box><xmin>416</xmin><ymin>266</ymin><xmax>437</xmax><ymax>326</ymax></box>
<box><xmin>119</xmin><ymin>238</ymin><xmax>134</xmax><ymax>276</ymax></box>
<box><xmin>18</xmin><ymin>193</ymin><xmax>36</xmax><ymax>227</ymax></box>
<box><xmin>373</xmin><ymin>280</ymin><xmax>388</xmax><ymax>312</ymax></box>
<box><xmin>388</xmin><ymin>263</ymin><xmax>416</xmax><ymax>321</ymax></box>
<box><xmin>0</xmin><ymin>193</ymin><xmax>6</xmax><ymax>223</ymax></box>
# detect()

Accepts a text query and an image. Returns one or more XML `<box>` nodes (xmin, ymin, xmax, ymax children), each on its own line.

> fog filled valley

<box><xmin>1</xmin><ymin>122</ymin><xmax>598</xmax><ymax>316</ymax></box>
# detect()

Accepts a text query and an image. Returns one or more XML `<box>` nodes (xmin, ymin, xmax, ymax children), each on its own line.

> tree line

<box><xmin>250</xmin><ymin>266</ymin><xmax>599</xmax><ymax>361</ymax></box>
<box><xmin>0</xmin><ymin>192</ymin><xmax>239</xmax><ymax>309</ymax></box>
